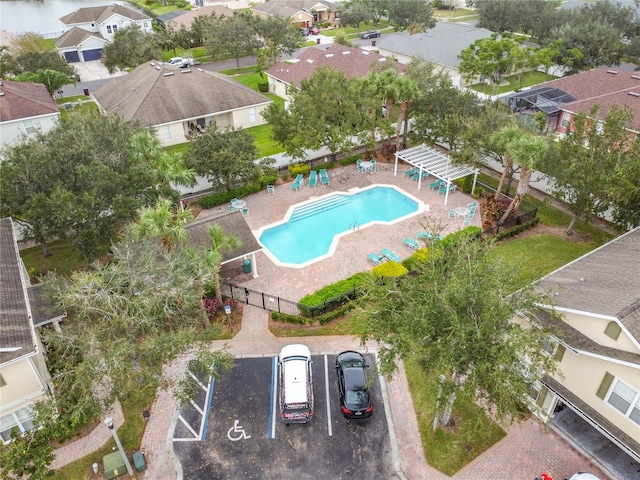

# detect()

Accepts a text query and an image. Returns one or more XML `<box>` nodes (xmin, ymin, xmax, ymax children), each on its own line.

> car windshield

<box><xmin>346</xmin><ymin>389</ymin><xmax>369</xmax><ymax>405</ymax></box>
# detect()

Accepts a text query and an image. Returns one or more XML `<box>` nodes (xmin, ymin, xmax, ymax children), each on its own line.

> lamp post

<box><xmin>104</xmin><ymin>416</ymin><xmax>134</xmax><ymax>476</ymax></box>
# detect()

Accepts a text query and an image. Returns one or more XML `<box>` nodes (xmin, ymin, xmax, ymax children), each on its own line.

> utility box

<box><xmin>103</xmin><ymin>452</ymin><xmax>126</xmax><ymax>479</ymax></box>
<box><xmin>132</xmin><ymin>451</ymin><xmax>147</xmax><ymax>472</ymax></box>
<box><xmin>242</xmin><ymin>259</ymin><xmax>251</xmax><ymax>273</ymax></box>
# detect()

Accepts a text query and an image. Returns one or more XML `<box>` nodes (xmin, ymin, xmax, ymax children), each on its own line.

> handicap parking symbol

<box><xmin>227</xmin><ymin>419</ymin><xmax>251</xmax><ymax>442</ymax></box>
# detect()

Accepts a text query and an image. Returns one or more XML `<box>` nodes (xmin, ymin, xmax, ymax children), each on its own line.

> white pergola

<box><xmin>393</xmin><ymin>144</ymin><xmax>479</xmax><ymax>205</ymax></box>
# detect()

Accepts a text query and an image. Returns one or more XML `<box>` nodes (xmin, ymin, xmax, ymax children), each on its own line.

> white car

<box><xmin>568</xmin><ymin>474</ymin><xmax>600</xmax><ymax>480</ymax></box>
<box><xmin>166</xmin><ymin>57</ymin><xmax>192</xmax><ymax>68</ymax></box>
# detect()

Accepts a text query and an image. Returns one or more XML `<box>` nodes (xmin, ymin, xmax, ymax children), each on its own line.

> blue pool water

<box><xmin>258</xmin><ymin>186</ymin><xmax>420</xmax><ymax>266</ymax></box>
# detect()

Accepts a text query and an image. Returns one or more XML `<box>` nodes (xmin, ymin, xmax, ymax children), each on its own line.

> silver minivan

<box><xmin>278</xmin><ymin>344</ymin><xmax>314</xmax><ymax>424</ymax></box>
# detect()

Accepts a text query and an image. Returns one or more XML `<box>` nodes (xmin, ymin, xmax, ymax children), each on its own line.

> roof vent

<box><xmin>0</xmin><ymin>92</ymin><xmax>4</xmax><ymax>97</ymax></box>
<box><xmin>306</xmin><ymin>59</ymin><xmax>314</xmax><ymax>63</ymax></box>
<box><xmin>325</xmin><ymin>53</ymin><xmax>333</xmax><ymax>58</ymax></box>
<box><xmin>362</xmin><ymin>51</ymin><xmax>370</xmax><ymax>55</ymax></box>
<box><xmin>632</xmin><ymin>75</ymin><xmax>640</xmax><ymax>80</ymax></box>
<box><xmin>607</xmin><ymin>69</ymin><xmax>618</xmax><ymax>74</ymax></box>
<box><xmin>342</xmin><ymin>51</ymin><xmax>351</xmax><ymax>55</ymax></box>
<box><xmin>181</xmin><ymin>69</ymin><xmax>191</xmax><ymax>73</ymax></box>
<box><xmin>163</xmin><ymin>72</ymin><xmax>174</xmax><ymax>77</ymax></box>
<box><xmin>155</xmin><ymin>66</ymin><xmax>161</xmax><ymax>70</ymax></box>
<box><xmin>378</xmin><ymin>58</ymin><xmax>386</xmax><ymax>62</ymax></box>
<box><xmin>628</xmin><ymin>91</ymin><xmax>640</xmax><ymax>97</ymax></box>
<box><xmin>150</xmin><ymin>62</ymin><xmax>155</xmax><ymax>66</ymax></box>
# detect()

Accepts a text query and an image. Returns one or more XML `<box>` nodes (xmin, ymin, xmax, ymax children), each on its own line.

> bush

<box><xmin>298</xmin><ymin>272</ymin><xmax>370</xmax><ymax>316</ymax></box>
<box><xmin>462</xmin><ymin>175</ymin><xmax>474</xmax><ymax>194</ymax></box>
<box><xmin>288</xmin><ymin>163</ymin><xmax>311</xmax><ymax>176</ymax></box>
<box><xmin>494</xmin><ymin>218</ymin><xmax>540</xmax><ymax>241</ymax></box>
<box><xmin>472</xmin><ymin>186</ymin><xmax>486</xmax><ymax>199</ymax></box>
<box><xmin>339</xmin><ymin>154</ymin><xmax>361</xmax><ymax>166</ymax></box>
<box><xmin>196</xmin><ymin>183</ymin><xmax>263</xmax><ymax>209</ymax></box>
<box><xmin>318</xmin><ymin>302</ymin><xmax>355</xmax><ymax>325</ymax></box>
<box><xmin>403</xmin><ymin>247</ymin><xmax>444</xmax><ymax>270</ymax></box>
<box><xmin>371</xmin><ymin>261</ymin><xmax>408</xmax><ymax>277</ymax></box>
<box><xmin>440</xmin><ymin>226</ymin><xmax>483</xmax><ymax>249</ymax></box>
<box><xmin>258</xmin><ymin>82</ymin><xmax>268</xmax><ymax>92</ymax></box>
<box><xmin>271</xmin><ymin>311</ymin><xmax>311</xmax><ymax>325</ymax></box>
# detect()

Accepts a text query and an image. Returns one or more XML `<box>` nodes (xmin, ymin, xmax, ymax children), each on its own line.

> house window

<box><xmin>604</xmin><ymin>321</ymin><xmax>621</xmax><ymax>340</ymax></box>
<box><xmin>560</xmin><ymin>112</ymin><xmax>571</xmax><ymax>129</ymax></box>
<box><xmin>0</xmin><ymin>406</ymin><xmax>35</xmax><ymax>443</ymax></box>
<box><xmin>163</xmin><ymin>126</ymin><xmax>171</xmax><ymax>140</ymax></box>
<box><xmin>106</xmin><ymin>25</ymin><xmax>112</xmax><ymax>34</ymax></box>
<box><xmin>605</xmin><ymin>378</ymin><xmax>640</xmax><ymax>426</ymax></box>
<box><xmin>249</xmin><ymin>107</ymin><xmax>257</xmax><ymax>122</ymax></box>
<box><xmin>143</xmin><ymin>21</ymin><xmax>150</xmax><ymax>29</ymax></box>
<box><xmin>23</xmin><ymin>120</ymin><xmax>36</xmax><ymax>134</ymax></box>
<box><xmin>106</xmin><ymin>25</ymin><xmax>118</xmax><ymax>34</ymax></box>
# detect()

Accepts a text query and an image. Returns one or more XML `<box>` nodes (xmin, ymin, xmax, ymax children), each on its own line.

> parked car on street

<box><xmin>361</xmin><ymin>30</ymin><xmax>380</xmax><ymax>39</ymax></box>
<box><xmin>167</xmin><ymin>57</ymin><xmax>192</xmax><ymax>68</ymax></box>
<box><xmin>335</xmin><ymin>351</ymin><xmax>373</xmax><ymax>419</ymax></box>
<box><xmin>309</xmin><ymin>25</ymin><xmax>319</xmax><ymax>35</ymax></box>
<box><xmin>300</xmin><ymin>27</ymin><xmax>309</xmax><ymax>36</ymax></box>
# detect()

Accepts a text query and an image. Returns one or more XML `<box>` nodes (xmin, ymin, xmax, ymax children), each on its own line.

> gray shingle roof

<box><xmin>0</xmin><ymin>80</ymin><xmax>59</xmax><ymax>123</ymax></box>
<box><xmin>60</xmin><ymin>4</ymin><xmax>150</xmax><ymax>25</ymax></box>
<box><xmin>54</xmin><ymin>27</ymin><xmax>106</xmax><ymax>49</ymax></box>
<box><xmin>266</xmin><ymin>43</ymin><xmax>404</xmax><ymax>89</ymax></box>
<box><xmin>92</xmin><ymin>62</ymin><xmax>272</xmax><ymax>127</ymax></box>
<box><xmin>252</xmin><ymin>0</ymin><xmax>339</xmax><ymax>18</ymax></box>
<box><xmin>377</xmin><ymin>22</ymin><xmax>494</xmax><ymax>69</ymax></box>
<box><xmin>28</xmin><ymin>284</ymin><xmax>67</xmax><ymax>328</ymax></box>
<box><xmin>0</xmin><ymin>218</ymin><xmax>36</xmax><ymax>365</ymax></box>
<box><xmin>161</xmin><ymin>6</ymin><xmax>234</xmax><ymax>29</ymax></box>
<box><xmin>535</xmin><ymin>227</ymin><xmax>640</xmax><ymax>342</ymax></box>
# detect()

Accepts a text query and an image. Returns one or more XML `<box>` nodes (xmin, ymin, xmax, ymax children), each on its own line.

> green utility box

<box><xmin>132</xmin><ymin>451</ymin><xmax>147</xmax><ymax>472</ymax></box>
<box><xmin>103</xmin><ymin>451</ymin><xmax>126</xmax><ymax>479</ymax></box>
<box><xmin>242</xmin><ymin>259</ymin><xmax>251</xmax><ymax>273</ymax></box>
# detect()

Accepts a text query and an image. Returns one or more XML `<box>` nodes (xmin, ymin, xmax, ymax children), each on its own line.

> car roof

<box><xmin>337</xmin><ymin>350</ymin><xmax>364</xmax><ymax>367</ymax></box>
<box><xmin>343</xmin><ymin>367</ymin><xmax>366</xmax><ymax>390</ymax></box>
<box><xmin>280</xmin><ymin>344</ymin><xmax>311</xmax><ymax>360</ymax></box>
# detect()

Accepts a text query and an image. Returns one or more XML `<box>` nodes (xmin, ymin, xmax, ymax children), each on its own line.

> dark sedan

<box><xmin>361</xmin><ymin>30</ymin><xmax>380</xmax><ymax>39</ymax></box>
<box><xmin>335</xmin><ymin>351</ymin><xmax>373</xmax><ymax>419</ymax></box>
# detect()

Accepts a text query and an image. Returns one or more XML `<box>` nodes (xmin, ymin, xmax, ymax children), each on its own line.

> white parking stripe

<box><xmin>270</xmin><ymin>356</ymin><xmax>278</xmax><ymax>439</ymax></box>
<box><xmin>324</xmin><ymin>355</ymin><xmax>332</xmax><ymax>436</ymax></box>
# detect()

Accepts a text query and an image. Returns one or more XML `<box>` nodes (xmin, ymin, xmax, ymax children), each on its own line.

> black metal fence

<box><xmin>222</xmin><ymin>282</ymin><xmax>303</xmax><ymax>316</ymax></box>
<box><xmin>483</xmin><ymin>207</ymin><xmax>538</xmax><ymax>235</ymax></box>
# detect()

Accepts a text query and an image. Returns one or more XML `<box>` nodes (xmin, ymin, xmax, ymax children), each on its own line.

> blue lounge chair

<box><xmin>418</xmin><ymin>231</ymin><xmax>443</xmax><ymax>241</ymax></box>
<box><xmin>267</xmin><ymin>185</ymin><xmax>275</xmax><ymax>194</ymax></box>
<box><xmin>290</xmin><ymin>174</ymin><xmax>303</xmax><ymax>191</ymax></box>
<box><xmin>404</xmin><ymin>168</ymin><xmax>418</xmax><ymax>177</ymax></box>
<box><xmin>308</xmin><ymin>170</ymin><xmax>317</xmax><ymax>188</ymax></box>
<box><xmin>381</xmin><ymin>248</ymin><xmax>401</xmax><ymax>262</ymax></box>
<box><xmin>448</xmin><ymin>209</ymin><xmax>456</xmax><ymax>218</ymax></box>
<box><xmin>242</xmin><ymin>207</ymin><xmax>249</xmax><ymax>216</ymax></box>
<box><xmin>429</xmin><ymin>179</ymin><xmax>444</xmax><ymax>190</ymax></box>
<box><xmin>439</xmin><ymin>184</ymin><xmax>457</xmax><ymax>195</ymax></box>
<box><xmin>404</xmin><ymin>238</ymin><xmax>419</xmax><ymax>250</ymax></box>
<box><xmin>319</xmin><ymin>169</ymin><xmax>330</xmax><ymax>186</ymax></box>
<box><xmin>367</xmin><ymin>253</ymin><xmax>385</xmax><ymax>266</ymax></box>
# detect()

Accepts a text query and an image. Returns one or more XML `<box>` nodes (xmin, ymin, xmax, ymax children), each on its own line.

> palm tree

<box><xmin>130</xmin><ymin>198</ymin><xmax>194</xmax><ymax>250</ymax></box>
<box><xmin>490</xmin><ymin>125</ymin><xmax>525</xmax><ymax>199</ymax></box>
<box><xmin>206</xmin><ymin>224</ymin><xmax>241</xmax><ymax>305</ymax></box>
<box><xmin>498</xmin><ymin>134</ymin><xmax>549</xmax><ymax>224</ymax></box>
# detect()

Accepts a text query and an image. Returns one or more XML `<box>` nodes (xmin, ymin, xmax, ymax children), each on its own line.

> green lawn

<box><xmin>434</xmin><ymin>8</ymin><xmax>479</xmax><ymax>22</ymax></box>
<box><xmin>58</xmin><ymin>102</ymin><xmax>99</xmax><ymax>121</ymax></box>
<box><xmin>21</xmin><ymin>240</ymin><xmax>109</xmax><ymax>277</ymax></box>
<box><xmin>470</xmin><ymin>71</ymin><xmax>557</xmax><ymax>95</ymax></box>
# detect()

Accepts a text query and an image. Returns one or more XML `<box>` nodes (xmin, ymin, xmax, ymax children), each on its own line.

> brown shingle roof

<box><xmin>533</xmin><ymin>67</ymin><xmax>640</xmax><ymax>131</ymax></box>
<box><xmin>266</xmin><ymin>43</ymin><xmax>405</xmax><ymax>89</ymax></box>
<box><xmin>535</xmin><ymin>227</ymin><xmax>640</xmax><ymax>342</ymax></box>
<box><xmin>167</xmin><ymin>5</ymin><xmax>234</xmax><ymax>29</ymax></box>
<box><xmin>0</xmin><ymin>218</ymin><xmax>36</xmax><ymax>365</ymax></box>
<box><xmin>186</xmin><ymin>211</ymin><xmax>262</xmax><ymax>264</ymax></box>
<box><xmin>0</xmin><ymin>80</ymin><xmax>59</xmax><ymax>123</ymax></box>
<box><xmin>54</xmin><ymin>27</ymin><xmax>106</xmax><ymax>48</ymax></box>
<box><xmin>92</xmin><ymin>61</ymin><xmax>272</xmax><ymax>127</ymax></box>
<box><xmin>60</xmin><ymin>4</ymin><xmax>150</xmax><ymax>25</ymax></box>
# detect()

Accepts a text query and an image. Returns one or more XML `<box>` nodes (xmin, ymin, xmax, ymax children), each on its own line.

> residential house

<box><xmin>503</xmin><ymin>67</ymin><xmax>640</xmax><ymax>136</ymax></box>
<box><xmin>0</xmin><ymin>29</ymin><xmax>17</xmax><ymax>53</ymax></box>
<box><xmin>375</xmin><ymin>22</ymin><xmax>493</xmax><ymax>85</ymax></box>
<box><xmin>251</xmin><ymin>0</ymin><xmax>340</xmax><ymax>28</ymax></box>
<box><xmin>188</xmin><ymin>0</ymin><xmax>260</xmax><ymax>9</ymax></box>
<box><xmin>0</xmin><ymin>217</ymin><xmax>66</xmax><ymax>443</ymax></box>
<box><xmin>92</xmin><ymin>61</ymin><xmax>272</xmax><ymax>146</ymax></box>
<box><xmin>523</xmin><ymin>227</ymin><xmax>640</xmax><ymax>465</ymax></box>
<box><xmin>55</xmin><ymin>4</ymin><xmax>152</xmax><ymax>63</ymax></box>
<box><xmin>0</xmin><ymin>80</ymin><xmax>60</xmax><ymax>151</ymax></box>
<box><xmin>156</xmin><ymin>5</ymin><xmax>234</xmax><ymax>30</ymax></box>
<box><xmin>265</xmin><ymin>43</ymin><xmax>404</xmax><ymax>102</ymax></box>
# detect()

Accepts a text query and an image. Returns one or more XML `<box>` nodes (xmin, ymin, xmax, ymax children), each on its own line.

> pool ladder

<box><xmin>350</xmin><ymin>221</ymin><xmax>360</xmax><ymax>232</ymax></box>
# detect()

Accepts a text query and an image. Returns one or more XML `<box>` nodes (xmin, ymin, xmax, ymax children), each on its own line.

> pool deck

<box><xmin>203</xmin><ymin>162</ymin><xmax>480</xmax><ymax>302</ymax></box>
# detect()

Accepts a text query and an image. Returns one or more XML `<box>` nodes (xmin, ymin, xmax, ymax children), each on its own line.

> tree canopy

<box><xmin>358</xmin><ymin>235</ymin><xmax>559</xmax><ymax>424</ymax></box>
<box><xmin>388</xmin><ymin>0</ymin><xmax>435</xmax><ymax>33</ymax></box>
<box><xmin>0</xmin><ymin>115</ymin><xmax>154</xmax><ymax>262</ymax></box>
<box><xmin>102</xmin><ymin>24</ymin><xmax>161</xmax><ymax>73</ymax></box>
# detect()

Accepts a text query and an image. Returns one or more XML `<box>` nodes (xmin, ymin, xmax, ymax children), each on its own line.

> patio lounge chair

<box><xmin>448</xmin><ymin>209</ymin><xmax>456</xmax><ymax>218</ymax></box>
<box><xmin>418</xmin><ymin>231</ymin><xmax>443</xmax><ymax>241</ymax></box>
<box><xmin>439</xmin><ymin>184</ymin><xmax>457</xmax><ymax>195</ymax></box>
<box><xmin>319</xmin><ymin>169</ymin><xmax>330</xmax><ymax>186</ymax></box>
<box><xmin>242</xmin><ymin>207</ymin><xmax>249</xmax><ymax>216</ymax></box>
<box><xmin>403</xmin><ymin>237</ymin><xmax>419</xmax><ymax>250</ymax></box>
<box><xmin>367</xmin><ymin>253</ymin><xmax>385</xmax><ymax>266</ymax></box>
<box><xmin>381</xmin><ymin>248</ymin><xmax>401</xmax><ymax>262</ymax></box>
<box><xmin>308</xmin><ymin>170</ymin><xmax>317</xmax><ymax>188</ymax></box>
<box><xmin>429</xmin><ymin>179</ymin><xmax>444</xmax><ymax>190</ymax></box>
<box><xmin>290</xmin><ymin>174</ymin><xmax>303</xmax><ymax>191</ymax></box>
<box><xmin>404</xmin><ymin>168</ymin><xmax>418</xmax><ymax>177</ymax></box>
<box><xmin>267</xmin><ymin>184</ymin><xmax>275</xmax><ymax>194</ymax></box>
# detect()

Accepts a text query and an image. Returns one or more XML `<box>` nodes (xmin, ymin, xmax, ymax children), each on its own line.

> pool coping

<box><xmin>254</xmin><ymin>184</ymin><xmax>429</xmax><ymax>269</ymax></box>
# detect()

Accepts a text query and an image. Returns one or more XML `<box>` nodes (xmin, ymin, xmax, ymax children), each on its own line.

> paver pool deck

<box><xmin>52</xmin><ymin>164</ymin><xmax>608</xmax><ymax>479</ymax></box>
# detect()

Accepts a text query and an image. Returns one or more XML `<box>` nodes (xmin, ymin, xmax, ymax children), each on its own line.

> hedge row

<box><xmin>196</xmin><ymin>173</ymin><xmax>278</xmax><ymax>209</ymax></box>
<box><xmin>494</xmin><ymin>218</ymin><xmax>540</xmax><ymax>241</ymax></box>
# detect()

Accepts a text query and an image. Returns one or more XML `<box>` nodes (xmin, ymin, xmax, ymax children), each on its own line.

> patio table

<box><xmin>359</xmin><ymin>161</ymin><xmax>372</xmax><ymax>173</ymax></box>
<box><xmin>454</xmin><ymin>207</ymin><xmax>470</xmax><ymax>218</ymax></box>
<box><xmin>231</xmin><ymin>200</ymin><xmax>247</xmax><ymax>210</ymax></box>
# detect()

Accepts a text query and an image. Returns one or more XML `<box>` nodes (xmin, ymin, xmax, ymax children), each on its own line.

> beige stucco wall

<box><xmin>0</xmin><ymin>113</ymin><xmax>60</xmax><ymax>150</ymax></box>
<box><xmin>267</xmin><ymin>76</ymin><xmax>291</xmax><ymax>101</ymax></box>
<box><xmin>562</xmin><ymin>311</ymin><xmax>639</xmax><ymax>354</ymax></box>
<box><xmin>552</xmin><ymin>348</ymin><xmax>640</xmax><ymax>441</ymax></box>
<box><xmin>0</xmin><ymin>357</ymin><xmax>46</xmax><ymax>412</ymax></box>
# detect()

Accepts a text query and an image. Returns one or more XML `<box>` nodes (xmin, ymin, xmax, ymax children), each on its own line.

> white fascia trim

<box><xmin>570</xmin><ymin>348</ymin><xmax>640</xmax><ymax>370</ymax></box>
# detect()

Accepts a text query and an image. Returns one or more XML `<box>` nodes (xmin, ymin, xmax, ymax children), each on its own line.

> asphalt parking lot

<box><xmin>173</xmin><ymin>355</ymin><xmax>398</xmax><ymax>480</ymax></box>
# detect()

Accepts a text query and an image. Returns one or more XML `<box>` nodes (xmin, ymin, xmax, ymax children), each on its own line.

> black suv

<box><xmin>361</xmin><ymin>30</ymin><xmax>380</xmax><ymax>39</ymax></box>
<box><xmin>335</xmin><ymin>351</ymin><xmax>373</xmax><ymax>419</ymax></box>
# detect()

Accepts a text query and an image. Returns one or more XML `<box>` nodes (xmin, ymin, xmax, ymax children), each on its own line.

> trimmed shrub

<box><xmin>258</xmin><ymin>82</ymin><xmax>268</xmax><ymax>92</ymax></box>
<box><xmin>339</xmin><ymin>154</ymin><xmax>362</xmax><ymax>166</ymax></box>
<box><xmin>288</xmin><ymin>163</ymin><xmax>311</xmax><ymax>176</ymax></box>
<box><xmin>298</xmin><ymin>272</ymin><xmax>370</xmax><ymax>316</ymax></box>
<box><xmin>371</xmin><ymin>261</ymin><xmax>408</xmax><ymax>277</ymax></box>
<box><xmin>318</xmin><ymin>302</ymin><xmax>356</xmax><ymax>325</ymax></box>
<box><xmin>495</xmin><ymin>217</ymin><xmax>540</xmax><ymax>241</ymax></box>
<box><xmin>462</xmin><ymin>175</ymin><xmax>474</xmax><ymax>194</ymax></box>
<box><xmin>270</xmin><ymin>311</ymin><xmax>311</xmax><ymax>325</ymax></box>
<box><xmin>440</xmin><ymin>226</ymin><xmax>483</xmax><ymax>249</ymax></box>
<box><xmin>195</xmin><ymin>183</ymin><xmax>262</xmax><ymax>209</ymax></box>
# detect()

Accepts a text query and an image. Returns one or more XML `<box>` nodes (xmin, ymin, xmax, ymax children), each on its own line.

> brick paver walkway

<box><xmin>52</xmin><ymin>165</ymin><xmax>609</xmax><ymax>480</ymax></box>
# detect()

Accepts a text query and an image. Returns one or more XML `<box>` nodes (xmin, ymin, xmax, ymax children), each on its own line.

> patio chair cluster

<box><xmin>356</xmin><ymin>158</ymin><xmax>377</xmax><ymax>174</ymax></box>
<box><xmin>290</xmin><ymin>174</ymin><xmax>304</xmax><ymax>191</ymax></box>
<box><xmin>367</xmin><ymin>248</ymin><xmax>402</xmax><ymax>265</ymax></box>
<box><xmin>462</xmin><ymin>201</ymin><xmax>478</xmax><ymax>226</ymax></box>
<box><xmin>403</xmin><ymin>167</ymin><xmax>429</xmax><ymax>181</ymax></box>
<box><xmin>438</xmin><ymin>183</ymin><xmax>457</xmax><ymax>195</ymax></box>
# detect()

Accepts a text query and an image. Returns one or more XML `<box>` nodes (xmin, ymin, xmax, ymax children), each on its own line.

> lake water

<box><xmin>0</xmin><ymin>0</ymin><xmax>134</xmax><ymax>38</ymax></box>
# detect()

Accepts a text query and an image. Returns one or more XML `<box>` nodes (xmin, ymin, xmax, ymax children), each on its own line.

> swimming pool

<box><xmin>257</xmin><ymin>185</ymin><xmax>424</xmax><ymax>267</ymax></box>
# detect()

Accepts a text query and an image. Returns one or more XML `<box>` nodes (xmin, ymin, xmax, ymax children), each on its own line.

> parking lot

<box><xmin>173</xmin><ymin>355</ymin><xmax>399</xmax><ymax>480</ymax></box>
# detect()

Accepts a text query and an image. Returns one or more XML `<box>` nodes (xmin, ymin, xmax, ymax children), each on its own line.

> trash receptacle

<box><xmin>316</xmin><ymin>38</ymin><xmax>320</xmax><ymax>44</ymax></box>
<box><xmin>371</xmin><ymin>40</ymin><xmax>376</xmax><ymax>47</ymax></box>
<box><xmin>242</xmin><ymin>259</ymin><xmax>251</xmax><ymax>273</ymax></box>
<box><xmin>83</xmin><ymin>88</ymin><xmax>89</xmax><ymax>96</ymax></box>
<box><xmin>132</xmin><ymin>451</ymin><xmax>146</xmax><ymax>472</ymax></box>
